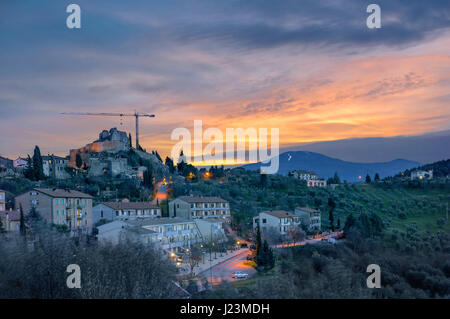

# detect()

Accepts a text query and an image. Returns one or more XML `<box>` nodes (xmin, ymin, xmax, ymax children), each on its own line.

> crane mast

<box><xmin>60</xmin><ymin>111</ymin><xmax>155</xmax><ymax>149</ymax></box>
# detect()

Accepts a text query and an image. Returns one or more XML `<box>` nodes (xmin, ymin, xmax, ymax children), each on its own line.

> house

<box><xmin>253</xmin><ymin>210</ymin><xmax>301</xmax><ymax>236</ymax></box>
<box><xmin>42</xmin><ymin>155</ymin><xmax>70</xmax><ymax>179</ymax></box>
<box><xmin>0</xmin><ymin>209</ymin><xmax>21</xmax><ymax>232</ymax></box>
<box><xmin>13</xmin><ymin>157</ymin><xmax>29</xmax><ymax>169</ymax></box>
<box><xmin>15</xmin><ymin>188</ymin><xmax>93</xmax><ymax>234</ymax></box>
<box><xmin>96</xmin><ymin>220</ymin><xmax>130</xmax><ymax>244</ymax></box>
<box><xmin>92</xmin><ymin>201</ymin><xmax>161</xmax><ymax>224</ymax></box>
<box><xmin>289</xmin><ymin>170</ymin><xmax>317</xmax><ymax>181</ymax></box>
<box><xmin>411</xmin><ymin>170</ymin><xmax>433</xmax><ymax>180</ymax></box>
<box><xmin>169</xmin><ymin>196</ymin><xmax>231</xmax><ymax>222</ymax></box>
<box><xmin>295</xmin><ymin>207</ymin><xmax>321</xmax><ymax>230</ymax></box>
<box><xmin>0</xmin><ymin>189</ymin><xmax>5</xmax><ymax>211</ymax></box>
<box><xmin>306</xmin><ymin>179</ymin><xmax>326</xmax><ymax>187</ymax></box>
<box><xmin>126</xmin><ymin>217</ymin><xmax>203</xmax><ymax>252</ymax></box>
<box><xmin>0</xmin><ymin>156</ymin><xmax>13</xmax><ymax>169</ymax></box>
<box><xmin>194</xmin><ymin>218</ymin><xmax>227</xmax><ymax>243</ymax></box>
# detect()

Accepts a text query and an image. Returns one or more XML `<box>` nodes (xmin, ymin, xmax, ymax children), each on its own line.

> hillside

<box><xmin>242</xmin><ymin>151</ymin><xmax>419</xmax><ymax>182</ymax></box>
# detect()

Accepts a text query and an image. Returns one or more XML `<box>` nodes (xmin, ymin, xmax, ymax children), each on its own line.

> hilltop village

<box><xmin>0</xmin><ymin>127</ymin><xmax>449</xmax><ymax>298</ymax></box>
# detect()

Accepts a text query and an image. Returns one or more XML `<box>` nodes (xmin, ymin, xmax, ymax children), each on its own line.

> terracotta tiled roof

<box><xmin>295</xmin><ymin>207</ymin><xmax>320</xmax><ymax>213</ymax></box>
<box><xmin>177</xmin><ymin>196</ymin><xmax>228</xmax><ymax>203</ymax></box>
<box><xmin>261</xmin><ymin>210</ymin><xmax>297</xmax><ymax>218</ymax></box>
<box><xmin>102</xmin><ymin>202</ymin><xmax>160</xmax><ymax>210</ymax></box>
<box><xmin>34</xmin><ymin>188</ymin><xmax>93</xmax><ymax>199</ymax></box>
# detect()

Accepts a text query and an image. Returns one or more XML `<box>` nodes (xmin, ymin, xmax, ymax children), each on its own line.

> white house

<box><xmin>411</xmin><ymin>170</ymin><xmax>433</xmax><ymax>180</ymax></box>
<box><xmin>253</xmin><ymin>210</ymin><xmax>301</xmax><ymax>236</ymax></box>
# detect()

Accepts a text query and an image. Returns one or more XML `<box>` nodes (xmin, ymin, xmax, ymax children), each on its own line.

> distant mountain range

<box><xmin>280</xmin><ymin>130</ymin><xmax>450</xmax><ymax>164</ymax></box>
<box><xmin>241</xmin><ymin>151</ymin><xmax>419</xmax><ymax>182</ymax></box>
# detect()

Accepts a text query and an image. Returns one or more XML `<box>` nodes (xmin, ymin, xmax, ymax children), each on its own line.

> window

<box><xmin>56</xmin><ymin>210</ymin><xmax>59</xmax><ymax>216</ymax></box>
<box><xmin>101</xmin><ymin>210</ymin><xmax>104</xmax><ymax>218</ymax></box>
<box><xmin>56</xmin><ymin>199</ymin><xmax>59</xmax><ymax>205</ymax></box>
<box><xmin>262</xmin><ymin>218</ymin><xmax>267</xmax><ymax>224</ymax></box>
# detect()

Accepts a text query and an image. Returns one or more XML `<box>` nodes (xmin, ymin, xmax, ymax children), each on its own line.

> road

<box><xmin>272</xmin><ymin>231</ymin><xmax>344</xmax><ymax>248</ymax></box>
<box><xmin>152</xmin><ymin>182</ymin><xmax>168</xmax><ymax>204</ymax></box>
<box><xmin>199</xmin><ymin>249</ymin><xmax>257</xmax><ymax>286</ymax></box>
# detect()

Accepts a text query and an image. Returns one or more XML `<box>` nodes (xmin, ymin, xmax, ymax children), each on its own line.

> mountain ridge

<box><xmin>242</xmin><ymin>151</ymin><xmax>419</xmax><ymax>182</ymax></box>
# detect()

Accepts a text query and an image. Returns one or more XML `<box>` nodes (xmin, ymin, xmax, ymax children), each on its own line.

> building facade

<box><xmin>0</xmin><ymin>189</ymin><xmax>5</xmax><ymax>211</ymax></box>
<box><xmin>92</xmin><ymin>201</ymin><xmax>161</xmax><ymax>225</ymax></box>
<box><xmin>169</xmin><ymin>196</ymin><xmax>231</xmax><ymax>222</ymax></box>
<box><xmin>126</xmin><ymin>218</ymin><xmax>203</xmax><ymax>252</ymax></box>
<box><xmin>0</xmin><ymin>210</ymin><xmax>21</xmax><ymax>232</ymax></box>
<box><xmin>194</xmin><ymin>218</ymin><xmax>226</xmax><ymax>243</ymax></box>
<box><xmin>253</xmin><ymin>210</ymin><xmax>301</xmax><ymax>236</ymax></box>
<box><xmin>289</xmin><ymin>170</ymin><xmax>317</xmax><ymax>181</ymax></box>
<box><xmin>295</xmin><ymin>207</ymin><xmax>321</xmax><ymax>230</ymax></box>
<box><xmin>42</xmin><ymin>155</ymin><xmax>70</xmax><ymax>179</ymax></box>
<box><xmin>307</xmin><ymin>179</ymin><xmax>327</xmax><ymax>187</ymax></box>
<box><xmin>15</xmin><ymin>188</ymin><xmax>93</xmax><ymax>234</ymax></box>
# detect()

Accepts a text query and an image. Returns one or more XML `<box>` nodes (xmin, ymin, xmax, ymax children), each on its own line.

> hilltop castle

<box><xmin>69</xmin><ymin>128</ymin><xmax>130</xmax><ymax>168</ymax></box>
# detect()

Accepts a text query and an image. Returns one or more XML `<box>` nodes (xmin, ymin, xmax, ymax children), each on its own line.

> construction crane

<box><xmin>61</xmin><ymin>111</ymin><xmax>155</xmax><ymax>149</ymax></box>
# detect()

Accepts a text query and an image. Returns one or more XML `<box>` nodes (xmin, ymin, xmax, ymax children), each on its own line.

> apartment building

<box><xmin>15</xmin><ymin>188</ymin><xmax>93</xmax><ymax>234</ymax></box>
<box><xmin>126</xmin><ymin>218</ymin><xmax>203</xmax><ymax>252</ymax></box>
<box><xmin>253</xmin><ymin>210</ymin><xmax>301</xmax><ymax>236</ymax></box>
<box><xmin>0</xmin><ymin>189</ymin><xmax>5</xmax><ymax>211</ymax></box>
<box><xmin>92</xmin><ymin>201</ymin><xmax>161</xmax><ymax>224</ymax></box>
<box><xmin>42</xmin><ymin>155</ymin><xmax>70</xmax><ymax>179</ymax></box>
<box><xmin>169</xmin><ymin>196</ymin><xmax>231</xmax><ymax>221</ymax></box>
<box><xmin>295</xmin><ymin>207</ymin><xmax>321</xmax><ymax>230</ymax></box>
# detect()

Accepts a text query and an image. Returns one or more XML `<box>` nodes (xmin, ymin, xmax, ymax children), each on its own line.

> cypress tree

<box><xmin>19</xmin><ymin>204</ymin><xmax>26</xmax><ymax>236</ymax></box>
<box><xmin>32</xmin><ymin>146</ymin><xmax>44</xmax><ymax>180</ymax></box>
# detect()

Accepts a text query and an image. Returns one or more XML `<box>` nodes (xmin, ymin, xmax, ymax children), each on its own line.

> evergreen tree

<box><xmin>143</xmin><ymin>167</ymin><xmax>153</xmax><ymax>189</ymax></box>
<box><xmin>154</xmin><ymin>151</ymin><xmax>162</xmax><ymax>163</ymax></box>
<box><xmin>328</xmin><ymin>197</ymin><xmax>336</xmax><ymax>231</ymax></box>
<box><xmin>24</xmin><ymin>155</ymin><xmax>34</xmax><ymax>180</ymax></box>
<box><xmin>374</xmin><ymin>173</ymin><xmax>380</xmax><ymax>182</ymax></box>
<box><xmin>365</xmin><ymin>174</ymin><xmax>372</xmax><ymax>184</ymax></box>
<box><xmin>0</xmin><ymin>215</ymin><xmax>5</xmax><ymax>233</ymax></box>
<box><xmin>333</xmin><ymin>172</ymin><xmax>341</xmax><ymax>184</ymax></box>
<box><xmin>343</xmin><ymin>213</ymin><xmax>356</xmax><ymax>236</ymax></box>
<box><xmin>19</xmin><ymin>204</ymin><xmax>26</xmax><ymax>236</ymax></box>
<box><xmin>255</xmin><ymin>224</ymin><xmax>264</xmax><ymax>267</ymax></box>
<box><xmin>75</xmin><ymin>153</ymin><xmax>83</xmax><ymax>169</ymax></box>
<box><xmin>32</xmin><ymin>146</ymin><xmax>44</xmax><ymax>180</ymax></box>
<box><xmin>165</xmin><ymin>157</ymin><xmax>175</xmax><ymax>174</ymax></box>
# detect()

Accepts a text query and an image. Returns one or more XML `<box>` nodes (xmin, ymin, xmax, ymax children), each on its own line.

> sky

<box><xmin>0</xmin><ymin>0</ymin><xmax>449</xmax><ymax>164</ymax></box>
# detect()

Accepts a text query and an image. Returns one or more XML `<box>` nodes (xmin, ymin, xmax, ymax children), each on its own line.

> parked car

<box><xmin>231</xmin><ymin>271</ymin><xmax>249</xmax><ymax>279</ymax></box>
<box><xmin>249</xmin><ymin>244</ymin><xmax>256</xmax><ymax>250</ymax></box>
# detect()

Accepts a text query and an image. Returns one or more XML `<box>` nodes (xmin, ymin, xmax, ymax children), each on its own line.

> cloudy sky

<box><xmin>0</xmin><ymin>0</ymin><xmax>449</xmax><ymax>163</ymax></box>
